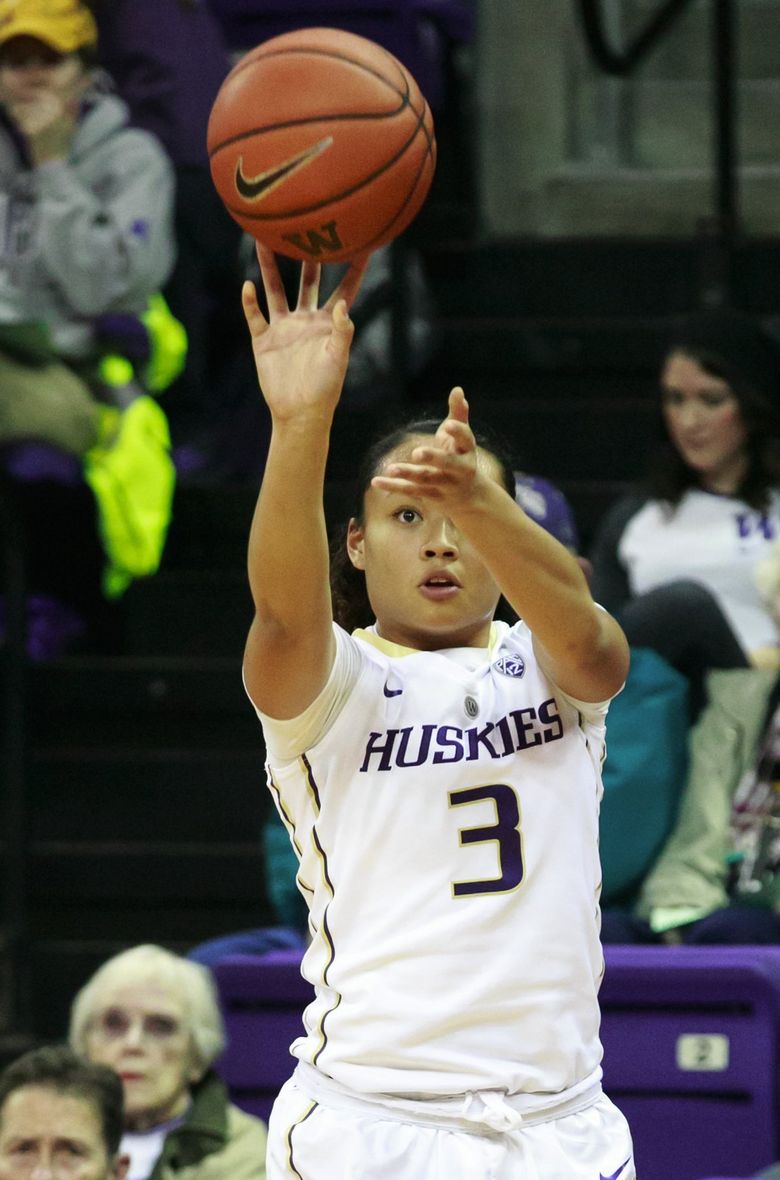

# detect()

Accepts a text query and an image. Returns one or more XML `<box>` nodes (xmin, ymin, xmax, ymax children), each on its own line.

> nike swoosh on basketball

<box><xmin>234</xmin><ymin>136</ymin><xmax>333</xmax><ymax>202</ymax></box>
<box><xmin>600</xmin><ymin>1158</ymin><xmax>632</xmax><ymax>1180</ymax></box>
<box><xmin>383</xmin><ymin>683</ymin><xmax>403</xmax><ymax>698</ymax></box>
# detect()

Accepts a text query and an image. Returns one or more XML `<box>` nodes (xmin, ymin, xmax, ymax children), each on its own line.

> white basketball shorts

<box><xmin>266</xmin><ymin>1068</ymin><xmax>635</xmax><ymax>1180</ymax></box>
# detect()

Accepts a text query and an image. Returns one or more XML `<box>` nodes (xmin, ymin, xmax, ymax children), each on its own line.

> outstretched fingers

<box><xmin>432</xmin><ymin>388</ymin><xmax>474</xmax><ymax>455</ymax></box>
<box><xmin>376</xmin><ymin>388</ymin><xmax>478</xmax><ymax>496</ymax></box>
<box><xmin>253</xmin><ymin>243</ymin><xmax>369</xmax><ymax>320</ymax></box>
<box><xmin>431</xmin><ymin>419</ymin><xmax>473</xmax><ymax>457</ymax></box>
<box><xmin>241</xmin><ymin>280</ymin><xmax>268</xmax><ymax>338</ymax></box>
<box><xmin>372</xmin><ymin>451</ymin><xmax>460</xmax><ymax>499</ymax></box>
<box><xmin>255</xmin><ymin>242</ymin><xmax>289</xmax><ymax>317</ymax></box>
<box><xmin>325</xmin><ymin>298</ymin><xmax>356</xmax><ymax>368</ymax></box>
<box><xmin>297</xmin><ymin>259</ymin><xmax>321</xmax><ymax>311</ymax></box>
<box><xmin>372</xmin><ymin>464</ymin><xmax>447</xmax><ymax>498</ymax></box>
<box><xmin>331</xmin><ymin>297</ymin><xmax>354</xmax><ymax>330</ymax></box>
<box><xmin>325</xmin><ymin>252</ymin><xmax>371</xmax><ymax>313</ymax></box>
<box><xmin>448</xmin><ymin>386</ymin><xmax>469</xmax><ymax>422</ymax></box>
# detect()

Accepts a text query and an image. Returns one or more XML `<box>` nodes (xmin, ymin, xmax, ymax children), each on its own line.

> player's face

<box><xmin>83</xmin><ymin>980</ymin><xmax>198</xmax><ymax>1133</ymax></box>
<box><xmin>347</xmin><ymin>437</ymin><xmax>504</xmax><ymax>650</ymax></box>
<box><xmin>0</xmin><ymin>1086</ymin><xmax>127</xmax><ymax>1180</ymax></box>
<box><xmin>661</xmin><ymin>351</ymin><xmax>749</xmax><ymax>493</ymax></box>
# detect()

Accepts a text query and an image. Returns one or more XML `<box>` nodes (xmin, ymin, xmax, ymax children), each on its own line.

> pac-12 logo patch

<box><xmin>493</xmin><ymin>655</ymin><xmax>525</xmax><ymax>678</ymax></box>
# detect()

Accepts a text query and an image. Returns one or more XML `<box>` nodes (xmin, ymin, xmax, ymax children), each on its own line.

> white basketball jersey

<box><xmin>262</xmin><ymin>621</ymin><xmax>608</xmax><ymax>1099</ymax></box>
<box><xmin>619</xmin><ymin>488</ymin><xmax>780</xmax><ymax>654</ymax></box>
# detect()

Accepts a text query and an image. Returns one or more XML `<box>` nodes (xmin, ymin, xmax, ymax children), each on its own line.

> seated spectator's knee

<box><xmin>643</xmin><ymin>579</ymin><xmax>721</xmax><ymax>620</ymax></box>
<box><xmin>684</xmin><ymin>904</ymin><xmax>780</xmax><ymax>944</ymax></box>
<box><xmin>0</xmin><ymin>351</ymin><xmax>99</xmax><ymax>454</ymax></box>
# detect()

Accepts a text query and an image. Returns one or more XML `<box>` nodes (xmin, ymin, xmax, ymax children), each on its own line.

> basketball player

<box><xmin>241</xmin><ymin>245</ymin><xmax>635</xmax><ymax>1180</ymax></box>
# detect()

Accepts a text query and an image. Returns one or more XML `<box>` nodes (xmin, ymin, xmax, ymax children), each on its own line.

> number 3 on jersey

<box><xmin>449</xmin><ymin>784</ymin><xmax>524</xmax><ymax>897</ymax></box>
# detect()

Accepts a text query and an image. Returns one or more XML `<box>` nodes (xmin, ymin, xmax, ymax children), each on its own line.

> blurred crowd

<box><xmin>0</xmin><ymin>0</ymin><xmax>439</xmax><ymax>661</ymax></box>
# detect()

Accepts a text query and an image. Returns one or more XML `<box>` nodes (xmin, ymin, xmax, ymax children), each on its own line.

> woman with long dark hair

<box><xmin>591</xmin><ymin>308</ymin><xmax>780</xmax><ymax>715</ymax></box>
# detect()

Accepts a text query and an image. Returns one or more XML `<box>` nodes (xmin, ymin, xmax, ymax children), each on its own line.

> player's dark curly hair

<box><xmin>330</xmin><ymin>414</ymin><xmax>518</xmax><ymax>633</ymax></box>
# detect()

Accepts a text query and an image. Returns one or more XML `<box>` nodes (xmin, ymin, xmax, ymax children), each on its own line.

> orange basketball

<box><xmin>207</xmin><ymin>26</ymin><xmax>436</xmax><ymax>263</ymax></box>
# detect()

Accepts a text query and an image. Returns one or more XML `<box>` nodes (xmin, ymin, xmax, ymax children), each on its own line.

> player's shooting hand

<box><xmin>372</xmin><ymin>387</ymin><xmax>482</xmax><ymax>507</ymax></box>
<box><xmin>242</xmin><ymin>243</ymin><xmax>369</xmax><ymax>423</ymax></box>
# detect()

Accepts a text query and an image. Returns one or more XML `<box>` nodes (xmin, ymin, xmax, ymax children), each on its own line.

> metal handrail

<box><xmin>578</xmin><ymin>0</ymin><xmax>695</xmax><ymax>76</ymax></box>
<box><xmin>577</xmin><ymin>0</ymin><xmax>739</xmax><ymax>302</ymax></box>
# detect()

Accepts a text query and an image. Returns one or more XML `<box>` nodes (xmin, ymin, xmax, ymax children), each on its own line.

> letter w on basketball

<box><xmin>235</xmin><ymin>137</ymin><xmax>334</xmax><ymax>203</ymax></box>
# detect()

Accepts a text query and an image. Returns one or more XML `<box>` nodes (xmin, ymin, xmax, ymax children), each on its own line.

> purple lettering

<box><xmin>760</xmin><ymin>514</ymin><xmax>777</xmax><ymax>540</ymax></box>
<box><xmin>494</xmin><ymin>715</ymin><xmax>516</xmax><ymax>757</ymax></box>
<box><xmin>359</xmin><ymin>729</ymin><xmax>400</xmax><ymax>773</ymax></box>
<box><xmin>538</xmin><ymin>697</ymin><xmax>563</xmax><ymax>742</ymax></box>
<box><xmin>737</xmin><ymin>511</ymin><xmax>777</xmax><ymax>541</ymax></box>
<box><xmin>510</xmin><ymin>707</ymin><xmax>542</xmax><ymax>750</ymax></box>
<box><xmin>397</xmin><ymin>724</ymin><xmax>437</xmax><ymax>767</ymax></box>
<box><xmin>433</xmin><ymin>725</ymin><xmax>465</xmax><ymax>764</ymax></box>
<box><xmin>466</xmin><ymin>722</ymin><xmax>499</xmax><ymax>761</ymax></box>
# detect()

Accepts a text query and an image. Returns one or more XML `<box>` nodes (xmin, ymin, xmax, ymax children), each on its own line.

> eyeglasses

<box><xmin>91</xmin><ymin>1007</ymin><xmax>183</xmax><ymax>1043</ymax></box>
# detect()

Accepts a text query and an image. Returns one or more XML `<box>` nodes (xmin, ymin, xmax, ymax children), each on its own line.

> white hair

<box><xmin>69</xmin><ymin>945</ymin><xmax>225</xmax><ymax>1072</ymax></box>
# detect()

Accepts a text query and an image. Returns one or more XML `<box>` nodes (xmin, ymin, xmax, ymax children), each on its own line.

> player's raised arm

<box><xmin>242</xmin><ymin>245</ymin><xmax>368</xmax><ymax>718</ymax></box>
<box><xmin>372</xmin><ymin>387</ymin><xmax>629</xmax><ymax>701</ymax></box>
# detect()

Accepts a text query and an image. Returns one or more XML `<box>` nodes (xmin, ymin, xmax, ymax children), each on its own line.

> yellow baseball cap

<box><xmin>0</xmin><ymin>0</ymin><xmax>98</xmax><ymax>54</ymax></box>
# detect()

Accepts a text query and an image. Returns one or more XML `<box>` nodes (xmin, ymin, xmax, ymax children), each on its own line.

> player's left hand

<box><xmin>371</xmin><ymin>386</ymin><xmax>481</xmax><ymax>507</ymax></box>
<box><xmin>243</xmin><ymin>244</ymin><xmax>369</xmax><ymax>424</ymax></box>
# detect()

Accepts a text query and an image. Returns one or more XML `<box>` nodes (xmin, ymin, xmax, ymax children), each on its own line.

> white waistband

<box><xmin>294</xmin><ymin>1062</ymin><xmax>604</xmax><ymax>1136</ymax></box>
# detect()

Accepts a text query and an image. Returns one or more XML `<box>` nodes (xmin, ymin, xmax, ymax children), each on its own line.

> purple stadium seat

<box><xmin>601</xmin><ymin>946</ymin><xmax>780</xmax><ymax>1180</ymax></box>
<box><xmin>212</xmin><ymin>949</ymin><xmax>313</xmax><ymax>1122</ymax></box>
<box><xmin>3</xmin><ymin>443</ymin><xmax>81</xmax><ymax>484</ymax></box>
<box><xmin>207</xmin><ymin>0</ymin><xmax>475</xmax><ymax>110</ymax></box>
<box><xmin>213</xmin><ymin>943</ymin><xmax>780</xmax><ymax>1175</ymax></box>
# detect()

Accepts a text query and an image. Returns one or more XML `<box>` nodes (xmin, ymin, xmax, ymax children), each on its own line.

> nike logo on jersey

<box><xmin>600</xmin><ymin>1158</ymin><xmax>632</xmax><ymax>1180</ymax></box>
<box><xmin>234</xmin><ymin>137</ymin><xmax>333</xmax><ymax>202</ymax></box>
<box><xmin>383</xmin><ymin>682</ymin><xmax>403</xmax><ymax>698</ymax></box>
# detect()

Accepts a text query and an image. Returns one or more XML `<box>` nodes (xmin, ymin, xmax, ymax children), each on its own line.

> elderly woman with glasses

<box><xmin>69</xmin><ymin>945</ymin><xmax>267</xmax><ymax>1179</ymax></box>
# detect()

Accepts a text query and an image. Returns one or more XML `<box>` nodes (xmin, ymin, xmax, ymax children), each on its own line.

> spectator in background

<box><xmin>0</xmin><ymin>0</ymin><xmax>177</xmax><ymax>644</ymax></box>
<box><xmin>86</xmin><ymin>0</ymin><xmax>245</xmax><ymax>456</ymax></box>
<box><xmin>0</xmin><ymin>1044</ymin><xmax>128</xmax><ymax>1179</ymax></box>
<box><xmin>591</xmin><ymin>309</ymin><xmax>780</xmax><ymax>944</ymax></box>
<box><xmin>602</xmin><ymin>539</ymin><xmax>780</xmax><ymax>946</ymax></box>
<box><xmin>70</xmin><ymin>945</ymin><xmax>267</xmax><ymax>1179</ymax></box>
<box><xmin>590</xmin><ymin>308</ymin><xmax>780</xmax><ymax>718</ymax></box>
<box><xmin>514</xmin><ymin>470</ymin><xmax>582</xmax><ymax>555</ymax></box>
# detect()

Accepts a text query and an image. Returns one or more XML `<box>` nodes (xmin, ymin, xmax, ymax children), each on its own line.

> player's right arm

<box><xmin>242</xmin><ymin>246</ymin><xmax>367</xmax><ymax>719</ymax></box>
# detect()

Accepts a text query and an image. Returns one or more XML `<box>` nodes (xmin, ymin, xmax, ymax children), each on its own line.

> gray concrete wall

<box><xmin>476</xmin><ymin>0</ymin><xmax>573</xmax><ymax>235</ymax></box>
<box><xmin>474</xmin><ymin>0</ymin><xmax>780</xmax><ymax>237</ymax></box>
